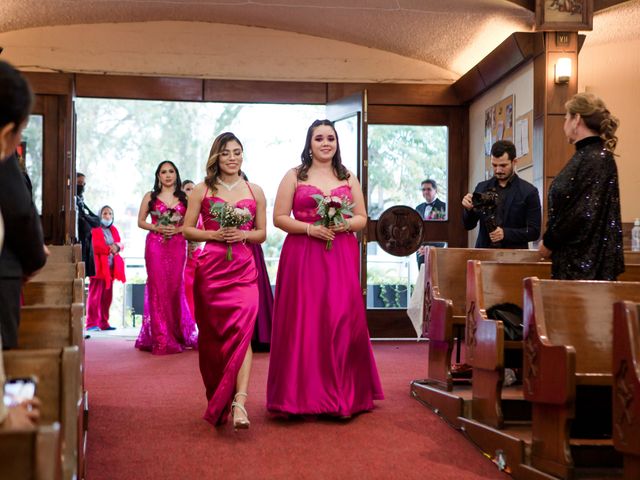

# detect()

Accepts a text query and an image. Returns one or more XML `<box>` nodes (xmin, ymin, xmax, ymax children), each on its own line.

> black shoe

<box><xmin>84</xmin><ymin>334</ymin><xmax>91</xmax><ymax>339</ymax></box>
<box><xmin>102</xmin><ymin>326</ymin><xmax>116</xmax><ymax>331</ymax></box>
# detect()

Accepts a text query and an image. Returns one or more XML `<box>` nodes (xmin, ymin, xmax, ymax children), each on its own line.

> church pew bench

<box><xmin>624</xmin><ymin>250</ymin><xmax>640</xmax><ymax>265</ymax></box>
<box><xmin>19</xmin><ymin>303</ymin><xmax>85</xmax><ymax>353</ymax></box>
<box><xmin>523</xmin><ymin>278</ymin><xmax>640</xmax><ymax>479</ymax></box>
<box><xmin>32</xmin><ymin>262</ymin><xmax>84</xmax><ymax>282</ymax></box>
<box><xmin>422</xmin><ymin>247</ymin><xmax>544</xmax><ymax>390</ymax></box>
<box><xmin>3</xmin><ymin>347</ymin><xmax>82</xmax><ymax>480</ymax></box>
<box><xmin>46</xmin><ymin>244</ymin><xmax>82</xmax><ymax>264</ymax></box>
<box><xmin>23</xmin><ymin>278</ymin><xmax>84</xmax><ymax>306</ymax></box>
<box><xmin>466</xmin><ymin>262</ymin><xmax>640</xmax><ymax>431</ymax></box>
<box><xmin>465</xmin><ymin>260</ymin><xmax>553</xmax><ymax>428</ymax></box>
<box><xmin>613</xmin><ymin>300</ymin><xmax>640</xmax><ymax>480</ymax></box>
<box><xmin>0</xmin><ymin>423</ymin><xmax>61</xmax><ymax>480</ymax></box>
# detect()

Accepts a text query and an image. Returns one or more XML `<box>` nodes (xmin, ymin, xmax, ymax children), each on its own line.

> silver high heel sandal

<box><xmin>231</xmin><ymin>392</ymin><xmax>250</xmax><ymax>430</ymax></box>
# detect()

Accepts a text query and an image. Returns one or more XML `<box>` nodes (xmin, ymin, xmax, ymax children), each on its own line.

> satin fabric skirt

<box><xmin>267</xmin><ymin>232</ymin><xmax>384</xmax><ymax>416</ymax></box>
<box><xmin>183</xmin><ymin>245</ymin><xmax>202</xmax><ymax>318</ymax></box>
<box><xmin>135</xmin><ymin>232</ymin><xmax>198</xmax><ymax>355</ymax></box>
<box><xmin>194</xmin><ymin>240</ymin><xmax>258</xmax><ymax>426</ymax></box>
<box><xmin>250</xmin><ymin>243</ymin><xmax>273</xmax><ymax>348</ymax></box>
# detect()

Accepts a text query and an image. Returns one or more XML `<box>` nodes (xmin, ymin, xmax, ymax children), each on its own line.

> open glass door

<box><xmin>326</xmin><ymin>90</ymin><xmax>368</xmax><ymax>300</ymax></box>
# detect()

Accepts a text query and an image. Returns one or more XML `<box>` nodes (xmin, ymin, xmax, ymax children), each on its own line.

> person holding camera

<box><xmin>462</xmin><ymin>140</ymin><xmax>541</xmax><ymax>248</ymax></box>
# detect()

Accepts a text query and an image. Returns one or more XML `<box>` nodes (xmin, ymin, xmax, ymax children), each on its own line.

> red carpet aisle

<box><xmin>85</xmin><ymin>339</ymin><xmax>508</xmax><ymax>480</ymax></box>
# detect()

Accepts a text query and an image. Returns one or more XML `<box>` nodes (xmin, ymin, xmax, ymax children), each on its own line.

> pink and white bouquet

<box><xmin>209</xmin><ymin>201</ymin><xmax>253</xmax><ymax>260</ymax></box>
<box><xmin>311</xmin><ymin>194</ymin><xmax>355</xmax><ymax>251</ymax></box>
<box><xmin>151</xmin><ymin>208</ymin><xmax>183</xmax><ymax>242</ymax></box>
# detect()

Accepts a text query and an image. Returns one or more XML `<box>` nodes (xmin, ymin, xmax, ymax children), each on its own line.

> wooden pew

<box><xmin>23</xmin><ymin>278</ymin><xmax>84</xmax><ymax>306</ymax></box>
<box><xmin>46</xmin><ymin>244</ymin><xmax>82</xmax><ymax>264</ymax></box>
<box><xmin>466</xmin><ymin>262</ymin><xmax>640</xmax><ymax>431</ymax></box>
<box><xmin>613</xmin><ymin>300</ymin><xmax>640</xmax><ymax>480</ymax></box>
<box><xmin>421</xmin><ymin>247</ymin><xmax>544</xmax><ymax>390</ymax></box>
<box><xmin>0</xmin><ymin>424</ymin><xmax>61</xmax><ymax>480</ymax></box>
<box><xmin>32</xmin><ymin>262</ymin><xmax>84</xmax><ymax>282</ymax></box>
<box><xmin>523</xmin><ymin>278</ymin><xmax>640</xmax><ymax>479</ymax></box>
<box><xmin>18</xmin><ymin>303</ymin><xmax>85</xmax><ymax>352</ymax></box>
<box><xmin>624</xmin><ymin>250</ymin><xmax>640</xmax><ymax>265</ymax></box>
<box><xmin>465</xmin><ymin>261</ymin><xmax>553</xmax><ymax>429</ymax></box>
<box><xmin>3</xmin><ymin>347</ymin><xmax>82</xmax><ymax>480</ymax></box>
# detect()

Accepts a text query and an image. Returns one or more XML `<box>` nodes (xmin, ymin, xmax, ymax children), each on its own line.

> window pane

<box><xmin>21</xmin><ymin>115</ymin><xmax>44</xmax><ymax>213</ymax></box>
<box><xmin>368</xmin><ymin>125</ymin><xmax>448</xmax><ymax>220</ymax></box>
<box><xmin>75</xmin><ymin>98</ymin><xmax>323</xmax><ymax>327</ymax></box>
<box><xmin>333</xmin><ymin>115</ymin><xmax>358</xmax><ymax>174</ymax></box>
<box><xmin>366</xmin><ymin>241</ymin><xmax>418</xmax><ymax>309</ymax></box>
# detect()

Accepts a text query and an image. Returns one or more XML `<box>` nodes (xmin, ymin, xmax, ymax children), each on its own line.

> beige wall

<box><xmin>579</xmin><ymin>37</ymin><xmax>640</xmax><ymax>222</ymax></box>
<box><xmin>0</xmin><ymin>21</ymin><xmax>455</xmax><ymax>84</ymax></box>
<box><xmin>467</xmin><ymin>63</ymin><xmax>534</xmax><ymax>246</ymax></box>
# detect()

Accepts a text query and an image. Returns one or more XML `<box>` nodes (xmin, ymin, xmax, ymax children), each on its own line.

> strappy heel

<box><xmin>231</xmin><ymin>392</ymin><xmax>250</xmax><ymax>430</ymax></box>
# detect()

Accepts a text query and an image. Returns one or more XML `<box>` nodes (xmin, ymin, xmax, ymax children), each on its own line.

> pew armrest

<box><xmin>613</xmin><ymin>301</ymin><xmax>640</xmax><ymax>456</ymax></box>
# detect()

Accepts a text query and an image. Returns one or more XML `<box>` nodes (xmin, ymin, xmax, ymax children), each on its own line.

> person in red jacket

<box><xmin>86</xmin><ymin>205</ymin><xmax>126</xmax><ymax>331</ymax></box>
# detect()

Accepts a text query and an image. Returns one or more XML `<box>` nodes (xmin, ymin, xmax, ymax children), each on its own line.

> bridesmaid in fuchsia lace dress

<box><xmin>183</xmin><ymin>133</ymin><xmax>267</xmax><ymax>430</ymax></box>
<box><xmin>135</xmin><ymin>161</ymin><xmax>198</xmax><ymax>355</ymax></box>
<box><xmin>267</xmin><ymin>120</ymin><xmax>383</xmax><ymax>418</ymax></box>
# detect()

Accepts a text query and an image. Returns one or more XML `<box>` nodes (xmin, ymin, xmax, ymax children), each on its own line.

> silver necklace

<box><xmin>217</xmin><ymin>178</ymin><xmax>243</xmax><ymax>191</ymax></box>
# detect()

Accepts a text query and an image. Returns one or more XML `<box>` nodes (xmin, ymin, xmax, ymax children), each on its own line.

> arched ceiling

<box><xmin>0</xmin><ymin>0</ymin><xmax>637</xmax><ymax>76</ymax></box>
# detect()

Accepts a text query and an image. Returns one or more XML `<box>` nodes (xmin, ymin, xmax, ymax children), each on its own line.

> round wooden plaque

<box><xmin>375</xmin><ymin>206</ymin><xmax>423</xmax><ymax>257</ymax></box>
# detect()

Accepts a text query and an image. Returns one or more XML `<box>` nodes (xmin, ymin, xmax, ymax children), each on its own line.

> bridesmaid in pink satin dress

<box><xmin>267</xmin><ymin>120</ymin><xmax>383</xmax><ymax>418</ymax></box>
<box><xmin>183</xmin><ymin>132</ymin><xmax>267</xmax><ymax>429</ymax></box>
<box><xmin>135</xmin><ymin>161</ymin><xmax>198</xmax><ymax>355</ymax></box>
<box><xmin>181</xmin><ymin>179</ymin><xmax>203</xmax><ymax>319</ymax></box>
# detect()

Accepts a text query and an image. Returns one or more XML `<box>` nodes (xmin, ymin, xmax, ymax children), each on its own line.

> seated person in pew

<box><xmin>0</xmin><ymin>332</ymin><xmax>41</xmax><ymax>430</ymax></box>
<box><xmin>86</xmin><ymin>205</ymin><xmax>126</xmax><ymax>331</ymax></box>
<box><xmin>0</xmin><ymin>60</ymin><xmax>48</xmax><ymax>349</ymax></box>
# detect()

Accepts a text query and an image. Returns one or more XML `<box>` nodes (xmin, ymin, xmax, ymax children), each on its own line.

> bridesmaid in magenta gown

<box><xmin>183</xmin><ymin>132</ymin><xmax>267</xmax><ymax>429</ymax></box>
<box><xmin>181</xmin><ymin>179</ymin><xmax>203</xmax><ymax>319</ymax></box>
<box><xmin>267</xmin><ymin>119</ymin><xmax>383</xmax><ymax>418</ymax></box>
<box><xmin>135</xmin><ymin>161</ymin><xmax>198</xmax><ymax>355</ymax></box>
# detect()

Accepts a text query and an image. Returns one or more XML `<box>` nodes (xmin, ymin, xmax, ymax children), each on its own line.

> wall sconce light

<box><xmin>555</xmin><ymin>57</ymin><xmax>572</xmax><ymax>84</ymax></box>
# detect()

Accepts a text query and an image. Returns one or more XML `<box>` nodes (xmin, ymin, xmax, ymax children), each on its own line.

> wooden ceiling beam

<box><xmin>504</xmin><ymin>0</ymin><xmax>535</xmax><ymax>11</ymax></box>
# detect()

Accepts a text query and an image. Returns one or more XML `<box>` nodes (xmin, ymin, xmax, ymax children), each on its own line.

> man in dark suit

<box><xmin>462</xmin><ymin>140</ymin><xmax>541</xmax><ymax>248</ymax></box>
<box><xmin>415</xmin><ymin>179</ymin><xmax>447</xmax><ymax>267</ymax></box>
<box><xmin>76</xmin><ymin>172</ymin><xmax>100</xmax><ymax>278</ymax></box>
<box><xmin>416</xmin><ymin>179</ymin><xmax>447</xmax><ymax>220</ymax></box>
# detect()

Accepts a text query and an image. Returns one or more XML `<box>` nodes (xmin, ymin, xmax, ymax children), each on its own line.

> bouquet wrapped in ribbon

<box><xmin>311</xmin><ymin>194</ymin><xmax>355</xmax><ymax>250</ymax></box>
<box><xmin>209</xmin><ymin>201</ymin><xmax>253</xmax><ymax>260</ymax></box>
<box><xmin>151</xmin><ymin>208</ymin><xmax>183</xmax><ymax>242</ymax></box>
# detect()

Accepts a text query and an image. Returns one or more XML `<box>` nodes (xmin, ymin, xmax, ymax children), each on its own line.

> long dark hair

<box><xmin>204</xmin><ymin>132</ymin><xmax>244</xmax><ymax>193</ymax></box>
<box><xmin>297</xmin><ymin>119</ymin><xmax>349</xmax><ymax>181</ymax></box>
<box><xmin>0</xmin><ymin>60</ymin><xmax>33</xmax><ymax>131</ymax></box>
<box><xmin>148</xmin><ymin>160</ymin><xmax>187</xmax><ymax>213</ymax></box>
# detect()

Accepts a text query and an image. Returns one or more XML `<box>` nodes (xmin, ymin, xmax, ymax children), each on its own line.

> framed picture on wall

<box><xmin>535</xmin><ymin>0</ymin><xmax>593</xmax><ymax>31</ymax></box>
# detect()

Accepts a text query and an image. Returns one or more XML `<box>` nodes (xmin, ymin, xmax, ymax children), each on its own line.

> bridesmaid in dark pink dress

<box><xmin>181</xmin><ymin>179</ymin><xmax>203</xmax><ymax>319</ymax></box>
<box><xmin>183</xmin><ymin>132</ymin><xmax>267</xmax><ymax>430</ymax></box>
<box><xmin>267</xmin><ymin>119</ymin><xmax>383</xmax><ymax>418</ymax></box>
<box><xmin>135</xmin><ymin>161</ymin><xmax>198</xmax><ymax>355</ymax></box>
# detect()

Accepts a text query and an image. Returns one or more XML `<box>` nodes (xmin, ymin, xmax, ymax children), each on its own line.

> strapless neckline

<box><xmin>296</xmin><ymin>183</ymin><xmax>351</xmax><ymax>197</ymax></box>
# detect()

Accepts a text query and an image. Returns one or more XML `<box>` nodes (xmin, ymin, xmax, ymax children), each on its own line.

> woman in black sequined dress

<box><xmin>539</xmin><ymin>92</ymin><xmax>624</xmax><ymax>280</ymax></box>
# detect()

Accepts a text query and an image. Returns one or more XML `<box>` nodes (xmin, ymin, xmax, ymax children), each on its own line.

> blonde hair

<box><xmin>565</xmin><ymin>92</ymin><xmax>619</xmax><ymax>152</ymax></box>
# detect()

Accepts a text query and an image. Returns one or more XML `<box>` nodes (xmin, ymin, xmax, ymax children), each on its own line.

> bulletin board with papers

<box><xmin>484</xmin><ymin>95</ymin><xmax>514</xmax><ymax>179</ymax></box>
<box><xmin>514</xmin><ymin>110</ymin><xmax>533</xmax><ymax>169</ymax></box>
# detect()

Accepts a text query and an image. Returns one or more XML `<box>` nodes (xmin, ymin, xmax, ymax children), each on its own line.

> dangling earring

<box><xmin>309</xmin><ymin>150</ymin><xmax>313</xmax><ymax>160</ymax></box>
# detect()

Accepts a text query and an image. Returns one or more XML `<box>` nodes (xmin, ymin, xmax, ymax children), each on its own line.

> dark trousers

<box><xmin>0</xmin><ymin>277</ymin><xmax>22</xmax><ymax>349</ymax></box>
